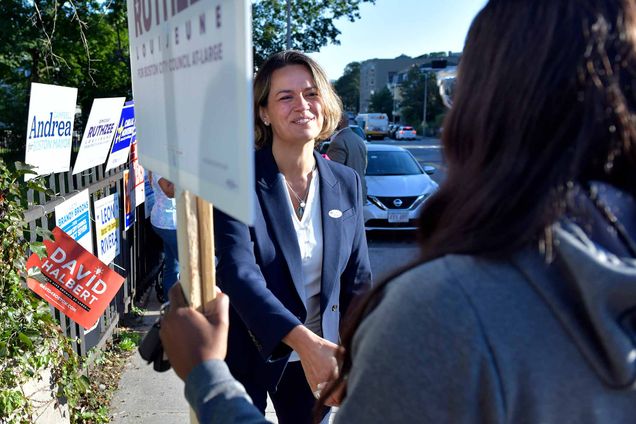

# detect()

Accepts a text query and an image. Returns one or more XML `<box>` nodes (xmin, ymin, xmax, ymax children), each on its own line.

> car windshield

<box><xmin>366</xmin><ymin>151</ymin><xmax>423</xmax><ymax>176</ymax></box>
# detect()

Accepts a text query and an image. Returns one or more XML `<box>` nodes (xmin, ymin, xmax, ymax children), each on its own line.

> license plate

<box><xmin>388</xmin><ymin>211</ymin><xmax>409</xmax><ymax>223</ymax></box>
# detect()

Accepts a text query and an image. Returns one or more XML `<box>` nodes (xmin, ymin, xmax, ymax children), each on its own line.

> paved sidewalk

<box><xmin>109</xmin><ymin>287</ymin><xmax>280</xmax><ymax>423</ymax></box>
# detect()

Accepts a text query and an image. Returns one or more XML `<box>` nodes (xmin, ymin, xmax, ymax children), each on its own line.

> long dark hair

<box><xmin>317</xmin><ymin>0</ymin><xmax>636</xmax><ymax>416</ymax></box>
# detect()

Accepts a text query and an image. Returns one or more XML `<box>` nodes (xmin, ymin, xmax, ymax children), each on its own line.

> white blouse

<box><xmin>283</xmin><ymin>168</ymin><xmax>323</xmax><ymax>362</ymax></box>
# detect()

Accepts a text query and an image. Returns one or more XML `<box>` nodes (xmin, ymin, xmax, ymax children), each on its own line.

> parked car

<box><xmin>364</xmin><ymin>144</ymin><xmax>438</xmax><ymax>230</ymax></box>
<box><xmin>323</xmin><ymin>125</ymin><xmax>366</xmax><ymax>144</ymax></box>
<box><xmin>388</xmin><ymin>124</ymin><xmax>399</xmax><ymax>139</ymax></box>
<box><xmin>395</xmin><ymin>125</ymin><xmax>417</xmax><ymax>140</ymax></box>
<box><xmin>348</xmin><ymin>125</ymin><xmax>366</xmax><ymax>141</ymax></box>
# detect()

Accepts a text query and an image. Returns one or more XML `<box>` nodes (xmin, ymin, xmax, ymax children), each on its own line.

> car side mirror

<box><xmin>424</xmin><ymin>165</ymin><xmax>436</xmax><ymax>175</ymax></box>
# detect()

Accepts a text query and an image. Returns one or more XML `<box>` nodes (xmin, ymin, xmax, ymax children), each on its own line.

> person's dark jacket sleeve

<box><xmin>214</xmin><ymin>207</ymin><xmax>302</xmax><ymax>361</ymax></box>
<box><xmin>185</xmin><ymin>360</ymin><xmax>272</xmax><ymax>424</ymax></box>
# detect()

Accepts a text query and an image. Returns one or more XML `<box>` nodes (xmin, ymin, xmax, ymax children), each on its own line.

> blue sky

<box><xmin>308</xmin><ymin>0</ymin><xmax>488</xmax><ymax>80</ymax></box>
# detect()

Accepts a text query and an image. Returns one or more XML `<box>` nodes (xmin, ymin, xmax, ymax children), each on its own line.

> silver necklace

<box><xmin>285</xmin><ymin>164</ymin><xmax>316</xmax><ymax>218</ymax></box>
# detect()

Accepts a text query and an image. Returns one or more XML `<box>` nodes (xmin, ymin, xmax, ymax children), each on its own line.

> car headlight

<box><xmin>367</xmin><ymin>195</ymin><xmax>387</xmax><ymax>210</ymax></box>
<box><xmin>410</xmin><ymin>192</ymin><xmax>432</xmax><ymax>209</ymax></box>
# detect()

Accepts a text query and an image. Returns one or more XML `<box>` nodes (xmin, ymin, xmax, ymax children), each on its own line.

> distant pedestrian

<box><xmin>150</xmin><ymin>173</ymin><xmax>178</xmax><ymax>302</ymax></box>
<box><xmin>326</xmin><ymin>114</ymin><xmax>368</xmax><ymax>201</ymax></box>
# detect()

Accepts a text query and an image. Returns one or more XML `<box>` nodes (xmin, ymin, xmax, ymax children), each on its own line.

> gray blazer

<box><xmin>326</xmin><ymin>127</ymin><xmax>368</xmax><ymax>200</ymax></box>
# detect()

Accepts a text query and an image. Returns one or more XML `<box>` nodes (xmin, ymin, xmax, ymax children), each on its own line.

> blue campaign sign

<box><xmin>105</xmin><ymin>101</ymin><xmax>136</xmax><ymax>171</ymax></box>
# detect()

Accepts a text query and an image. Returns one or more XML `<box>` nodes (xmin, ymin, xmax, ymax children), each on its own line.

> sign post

<box><xmin>176</xmin><ymin>192</ymin><xmax>216</xmax><ymax>310</ymax></box>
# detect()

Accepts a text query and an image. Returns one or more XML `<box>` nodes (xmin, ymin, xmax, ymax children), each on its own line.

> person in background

<box><xmin>326</xmin><ymin>114</ymin><xmax>368</xmax><ymax>201</ymax></box>
<box><xmin>191</xmin><ymin>50</ymin><xmax>371</xmax><ymax>424</ymax></box>
<box><xmin>161</xmin><ymin>0</ymin><xmax>636</xmax><ymax>422</ymax></box>
<box><xmin>150</xmin><ymin>173</ymin><xmax>178</xmax><ymax>302</ymax></box>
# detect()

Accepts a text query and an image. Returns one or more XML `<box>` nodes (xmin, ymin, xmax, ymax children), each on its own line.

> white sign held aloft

<box><xmin>24</xmin><ymin>83</ymin><xmax>78</xmax><ymax>180</ymax></box>
<box><xmin>73</xmin><ymin>97</ymin><xmax>126</xmax><ymax>175</ymax></box>
<box><xmin>126</xmin><ymin>0</ymin><xmax>254</xmax><ymax>225</ymax></box>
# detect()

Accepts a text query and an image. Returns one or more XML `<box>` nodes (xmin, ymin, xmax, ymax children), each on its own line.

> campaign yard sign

<box><xmin>130</xmin><ymin>141</ymin><xmax>146</xmax><ymax>207</ymax></box>
<box><xmin>55</xmin><ymin>189</ymin><xmax>93</xmax><ymax>253</ymax></box>
<box><xmin>144</xmin><ymin>172</ymin><xmax>155</xmax><ymax>219</ymax></box>
<box><xmin>73</xmin><ymin>97</ymin><xmax>126</xmax><ymax>175</ymax></box>
<box><xmin>24</xmin><ymin>83</ymin><xmax>78</xmax><ymax>180</ymax></box>
<box><xmin>126</xmin><ymin>0</ymin><xmax>254</xmax><ymax>225</ymax></box>
<box><xmin>123</xmin><ymin>169</ymin><xmax>135</xmax><ymax>230</ymax></box>
<box><xmin>94</xmin><ymin>193</ymin><xmax>120</xmax><ymax>264</ymax></box>
<box><xmin>26</xmin><ymin>227</ymin><xmax>125</xmax><ymax>330</ymax></box>
<box><xmin>105</xmin><ymin>101</ymin><xmax>136</xmax><ymax>171</ymax></box>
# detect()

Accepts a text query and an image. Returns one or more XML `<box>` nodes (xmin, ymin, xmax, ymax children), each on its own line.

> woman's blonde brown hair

<box><xmin>253</xmin><ymin>50</ymin><xmax>342</xmax><ymax>149</ymax></box>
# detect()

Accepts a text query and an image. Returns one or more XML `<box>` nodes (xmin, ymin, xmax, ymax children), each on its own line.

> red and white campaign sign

<box><xmin>26</xmin><ymin>227</ymin><xmax>125</xmax><ymax>330</ymax></box>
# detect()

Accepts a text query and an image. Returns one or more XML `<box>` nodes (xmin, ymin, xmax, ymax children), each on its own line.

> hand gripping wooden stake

<box><xmin>176</xmin><ymin>189</ymin><xmax>216</xmax><ymax>423</ymax></box>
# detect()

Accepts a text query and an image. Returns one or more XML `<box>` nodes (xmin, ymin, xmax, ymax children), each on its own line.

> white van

<box><xmin>355</xmin><ymin>113</ymin><xmax>389</xmax><ymax>140</ymax></box>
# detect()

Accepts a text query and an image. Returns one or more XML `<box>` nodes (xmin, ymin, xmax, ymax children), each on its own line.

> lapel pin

<box><xmin>328</xmin><ymin>209</ymin><xmax>343</xmax><ymax>218</ymax></box>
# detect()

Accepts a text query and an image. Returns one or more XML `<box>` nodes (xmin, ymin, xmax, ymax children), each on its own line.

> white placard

<box><xmin>126</xmin><ymin>0</ymin><xmax>254</xmax><ymax>224</ymax></box>
<box><xmin>55</xmin><ymin>189</ymin><xmax>93</xmax><ymax>253</ymax></box>
<box><xmin>24</xmin><ymin>83</ymin><xmax>78</xmax><ymax>180</ymax></box>
<box><xmin>94</xmin><ymin>193</ymin><xmax>120</xmax><ymax>264</ymax></box>
<box><xmin>73</xmin><ymin>97</ymin><xmax>126</xmax><ymax>174</ymax></box>
<box><xmin>105</xmin><ymin>100</ymin><xmax>136</xmax><ymax>171</ymax></box>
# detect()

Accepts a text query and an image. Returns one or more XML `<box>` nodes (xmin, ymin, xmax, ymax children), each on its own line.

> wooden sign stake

<box><xmin>176</xmin><ymin>189</ymin><xmax>216</xmax><ymax>309</ymax></box>
<box><xmin>175</xmin><ymin>189</ymin><xmax>216</xmax><ymax>423</ymax></box>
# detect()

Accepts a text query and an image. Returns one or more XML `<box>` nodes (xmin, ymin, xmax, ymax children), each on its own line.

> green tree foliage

<box><xmin>0</xmin><ymin>163</ymin><xmax>92</xmax><ymax>422</ymax></box>
<box><xmin>334</xmin><ymin>61</ymin><xmax>360</xmax><ymax>113</ymax></box>
<box><xmin>0</xmin><ymin>0</ymin><xmax>131</xmax><ymax>149</ymax></box>
<box><xmin>252</xmin><ymin>0</ymin><xmax>375</xmax><ymax>69</ymax></box>
<box><xmin>399</xmin><ymin>67</ymin><xmax>445</xmax><ymax>132</ymax></box>
<box><xmin>369</xmin><ymin>86</ymin><xmax>393</xmax><ymax>119</ymax></box>
<box><xmin>399</xmin><ymin>67</ymin><xmax>426</xmax><ymax>127</ymax></box>
<box><xmin>0</xmin><ymin>0</ymin><xmax>376</xmax><ymax>150</ymax></box>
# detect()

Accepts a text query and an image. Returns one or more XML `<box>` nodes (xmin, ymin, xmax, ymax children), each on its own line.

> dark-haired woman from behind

<box><xmin>160</xmin><ymin>0</ymin><xmax>636</xmax><ymax>422</ymax></box>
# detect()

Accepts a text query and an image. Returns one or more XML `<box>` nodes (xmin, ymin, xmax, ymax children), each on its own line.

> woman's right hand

<box><xmin>283</xmin><ymin>326</ymin><xmax>341</xmax><ymax>405</ymax></box>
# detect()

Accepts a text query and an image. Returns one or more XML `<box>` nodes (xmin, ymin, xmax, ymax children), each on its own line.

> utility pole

<box><xmin>286</xmin><ymin>0</ymin><xmax>292</xmax><ymax>49</ymax></box>
<box><xmin>422</xmin><ymin>71</ymin><xmax>428</xmax><ymax>133</ymax></box>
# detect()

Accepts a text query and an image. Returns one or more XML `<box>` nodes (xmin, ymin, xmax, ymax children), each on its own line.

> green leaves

<box><xmin>17</xmin><ymin>333</ymin><xmax>33</xmax><ymax>349</ymax></box>
<box><xmin>399</xmin><ymin>68</ymin><xmax>446</xmax><ymax>132</ymax></box>
<box><xmin>0</xmin><ymin>156</ymin><xmax>88</xmax><ymax>422</ymax></box>
<box><xmin>29</xmin><ymin>242</ymin><xmax>47</xmax><ymax>259</ymax></box>
<box><xmin>369</xmin><ymin>86</ymin><xmax>393</xmax><ymax>118</ymax></box>
<box><xmin>335</xmin><ymin>62</ymin><xmax>360</xmax><ymax>112</ymax></box>
<box><xmin>252</xmin><ymin>0</ymin><xmax>375</xmax><ymax>69</ymax></box>
<box><xmin>0</xmin><ymin>0</ymin><xmax>132</xmax><ymax>151</ymax></box>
